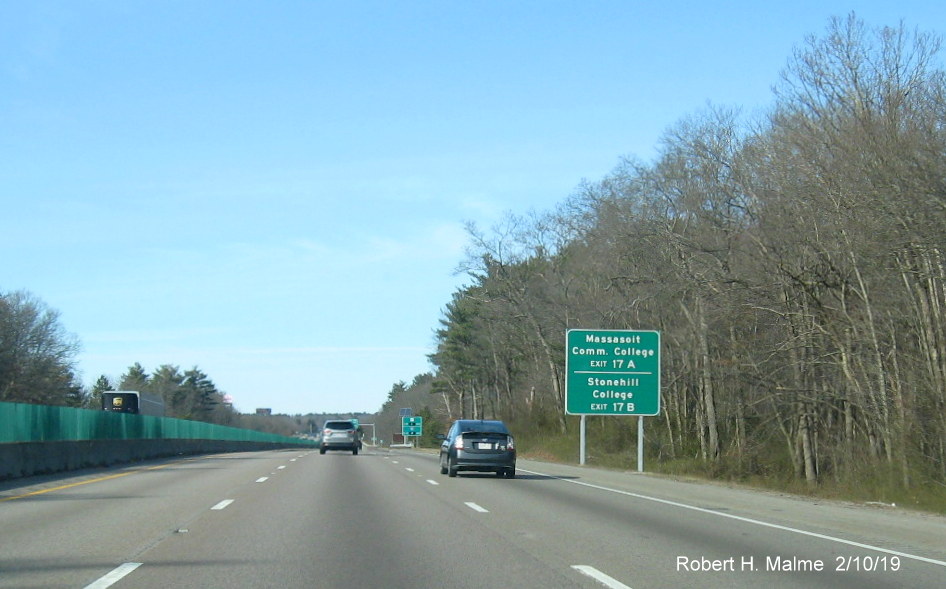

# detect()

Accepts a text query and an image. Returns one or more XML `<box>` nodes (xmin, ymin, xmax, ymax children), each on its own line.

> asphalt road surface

<box><xmin>1</xmin><ymin>447</ymin><xmax>944</xmax><ymax>588</ymax></box>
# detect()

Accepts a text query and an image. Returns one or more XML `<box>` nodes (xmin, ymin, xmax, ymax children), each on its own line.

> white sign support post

<box><xmin>638</xmin><ymin>416</ymin><xmax>644</xmax><ymax>473</ymax></box>
<box><xmin>580</xmin><ymin>415</ymin><xmax>587</xmax><ymax>465</ymax></box>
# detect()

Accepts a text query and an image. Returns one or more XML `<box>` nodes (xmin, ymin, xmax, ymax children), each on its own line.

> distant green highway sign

<box><xmin>565</xmin><ymin>329</ymin><xmax>660</xmax><ymax>415</ymax></box>
<box><xmin>402</xmin><ymin>416</ymin><xmax>423</xmax><ymax>436</ymax></box>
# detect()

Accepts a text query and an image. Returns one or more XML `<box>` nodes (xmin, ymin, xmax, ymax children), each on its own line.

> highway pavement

<box><xmin>1</xmin><ymin>446</ymin><xmax>944</xmax><ymax>588</ymax></box>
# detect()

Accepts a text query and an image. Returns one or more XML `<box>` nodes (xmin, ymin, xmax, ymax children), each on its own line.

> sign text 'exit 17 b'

<box><xmin>565</xmin><ymin>329</ymin><xmax>660</xmax><ymax>416</ymax></box>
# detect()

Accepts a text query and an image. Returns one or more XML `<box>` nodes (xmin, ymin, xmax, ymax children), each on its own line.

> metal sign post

<box><xmin>580</xmin><ymin>415</ymin><xmax>587</xmax><ymax>465</ymax></box>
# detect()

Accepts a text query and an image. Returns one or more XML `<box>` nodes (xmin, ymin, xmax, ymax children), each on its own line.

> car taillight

<box><xmin>507</xmin><ymin>436</ymin><xmax>515</xmax><ymax>450</ymax></box>
<box><xmin>454</xmin><ymin>436</ymin><xmax>464</xmax><ymax>450</ymax></box>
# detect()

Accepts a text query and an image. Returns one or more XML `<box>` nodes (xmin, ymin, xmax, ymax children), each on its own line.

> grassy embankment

<box><xmin>507</xmin><ymin>418</ymin><xmax>946</xmax><ymax>515</ymax></box>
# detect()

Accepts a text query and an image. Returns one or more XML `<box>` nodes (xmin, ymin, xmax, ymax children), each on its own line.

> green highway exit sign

<box><xmin>402</xmin><ymin>416</ymin><xmax>423</xmax><ymax>436</ymax></box>
<box><xmin>565</xmin><ymin>329</ymin><xmax>660</xmax><ymax>416</ymax></box>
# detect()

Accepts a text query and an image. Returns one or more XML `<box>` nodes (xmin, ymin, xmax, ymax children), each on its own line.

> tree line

<box><xmin>92</xmin><ymin>362</ymin><xmax>237</xmax><ymax>425</ymax></box>
<box><xmin>427</xmin><ymin>15</ymin><xmax>946</xmax><ymax>500</ymax></box>
<box><xmin>0</xmin><ymin>287</ymin><xmax>372</xmax><ymax>438</ymax></box>
<box><xmin>0</xmin><ymin>293</ymin><xmax>236</xmax><ymax>424</ymax></box>
<box><xmin>0</xmin><ymin>290</ymin><xmax>299</xmax><ymax>435</ymax></box>
<box><xmin>0</xmin><ymin>290</ymin><xmax>83</xmax><ymax>406</ymax></box>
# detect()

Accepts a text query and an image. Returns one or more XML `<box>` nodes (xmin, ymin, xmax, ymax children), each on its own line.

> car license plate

<box><xmin>476</xmin><ymin>442</ymin><xmax>493</xmax><ymax>449</ymax></box>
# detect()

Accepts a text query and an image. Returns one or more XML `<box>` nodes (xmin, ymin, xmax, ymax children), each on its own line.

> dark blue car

<box><xmin>438</xmin><ymin>419</ymin><xmax>516</xmax><ymax>478</ymax></box>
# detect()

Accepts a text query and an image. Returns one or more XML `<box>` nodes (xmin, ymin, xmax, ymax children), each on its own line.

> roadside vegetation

<box><xmin>0</xmin><ymin>287</ymin><xmax>369</xmax><ymax>437</ymax></box>
<box><xmin>0</xmin><ymin>291</ymin><xmax>291</xmax><ymax>435</ymax></box>
<box><xmin>381</xmin><ymin>15</ymin><xmax>946</xmax><ymax>515</ymax></box>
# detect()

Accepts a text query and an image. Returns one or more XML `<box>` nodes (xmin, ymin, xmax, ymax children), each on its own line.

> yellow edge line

<box><xmin>0</xmin><ymin>459</ymin><xmax>191</xmax><ymax>503</ymax></box>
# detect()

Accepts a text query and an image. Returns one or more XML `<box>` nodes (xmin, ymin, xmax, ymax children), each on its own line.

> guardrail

<box><xmin>0</xmin><ymin>401</ymin><xmax>315</xmax><ymax>481</ymax></box>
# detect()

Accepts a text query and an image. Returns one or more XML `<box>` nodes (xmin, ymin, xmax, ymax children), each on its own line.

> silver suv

<box><xmin>319</xmin><ymin>420</ymin><xmax>362</xmax><ymax>455</ymax></box>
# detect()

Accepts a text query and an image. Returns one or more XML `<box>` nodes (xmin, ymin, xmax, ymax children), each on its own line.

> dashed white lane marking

<box><xmin>465</xmin><ymin>502</ymin><xmax>488</xmax><ymax>513</ymax></box>
<box><xmin>83</xmin><ymin>562</ymin><xmax>142</xmax><ymax>589</ymax></box>
<box><xmin>571</xmin><ymin>565</ymin><xmax>631</xmax><ymax>589</ymax></box>
<box><xmin>255</xmin><ymin>477</ymin><xmax>269</xmax><ymax>483</ymax></box>
<box><xmin>405</xmin><ymin>467</ymin><xmax>415</xmax><ymax>472</ymax></box>
<box><xmin>277</xmin><ymin>465</ymin><xmax>286</xmax><ymax>470</ymax></box>
<box><xmin>426</xmin><ymin>479</ymin><xmax>439</xmax><ymax>486</ymax></box>
<box><xmin>211</xmin><ymin>499</ymin><xmax>234</xmax><ymax>510</ymax></box>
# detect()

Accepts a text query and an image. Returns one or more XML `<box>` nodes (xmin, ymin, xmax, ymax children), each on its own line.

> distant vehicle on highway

<box><xmin>319</xmin><ymin>420</ymin><xmax>362</xmax><ymax>455</ymax></box>
<box><xmin>438</xmin><ymin>419</ymin><xmax>516</xmax><ymax>478</ymax></box>
<box><xmin>101</xmin><ymin>391</ymin><xmax>165</xmax><ymax>416</ymax></box>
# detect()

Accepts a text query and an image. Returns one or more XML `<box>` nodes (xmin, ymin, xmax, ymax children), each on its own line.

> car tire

<box><xmin>352</xmin><ymin>446</ymin><xmax>358</xmax><ymax>455</ymax></box>
<box><xmin>447</xmin><ymin>458</ymin><xmax>458</xmax><ymax>478</ymax></box>
<box><xmin>504</xmin><ymin>468</ymin><xmax>516</xmax><ymax>479</ymax></box>
<box><xmin>439</xmin><ymin>455</ymin><xmax>448</xmax><ymax>475</ymax></box>
<box><xmin>319</xmin><ymin>447</ymin><xmax>326</xmax><ymax>455</ymax></box>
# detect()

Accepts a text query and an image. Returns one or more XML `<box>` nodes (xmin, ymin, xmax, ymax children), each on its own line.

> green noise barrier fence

<box><xmin>0</xmin><ymin>400</ymin><xmax>315</xmax><ymax>446</ymax></box>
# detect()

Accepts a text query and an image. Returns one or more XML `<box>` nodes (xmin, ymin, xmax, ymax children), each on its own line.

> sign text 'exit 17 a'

<box><xmin>565</xmin><ymin>329</ymin><xmax>660</xmax><ymax>416</ymax></box>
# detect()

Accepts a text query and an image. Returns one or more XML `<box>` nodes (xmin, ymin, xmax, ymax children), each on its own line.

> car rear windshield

<box><xmin>324</xmin><ymin>421</ymin><xmax>354</xmax><ymax>429</ymax></box>
<box><xmin>459</xmin><ymin>421</ymin><xmax>509</xmax><ymax>434</ymax></box>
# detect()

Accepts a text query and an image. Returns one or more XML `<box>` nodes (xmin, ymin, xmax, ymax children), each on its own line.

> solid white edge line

<box><xmin>520</xmin><ymin>469</ymin><xmax>946</xmax><ymax>568</ymax></box>
<box><xmin>465</xmin><ymin>502</ymin><xmax>489</xmax><ymax>513</ymax></box>
<box><xmin>571</xmin><ymin>565</ymin><xmax>631</xmax><ymax>589</ymax></box>
<box><xmin>83</xmin><ymin>562</ymin><xmax>143</xmax><ymax>589</ymax></box>
<box><xmin>211</xmin><ymin>499</ymin><xmax>234</xmax><ymax>510</ymax></box>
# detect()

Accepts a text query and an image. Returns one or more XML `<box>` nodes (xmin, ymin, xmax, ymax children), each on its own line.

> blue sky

<box><xmin>2</xmin><ymin>1</ymin><xmax>943</xmax><ymax>415</ymax></box>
